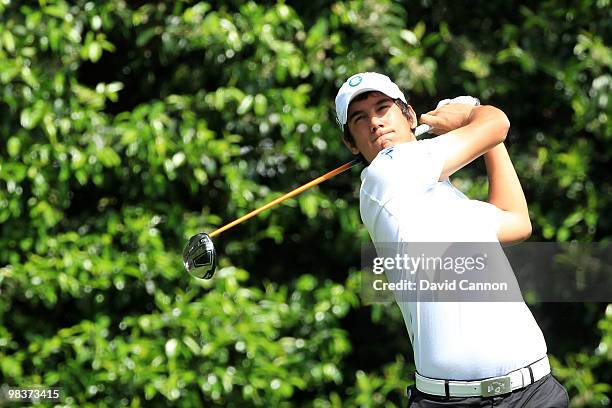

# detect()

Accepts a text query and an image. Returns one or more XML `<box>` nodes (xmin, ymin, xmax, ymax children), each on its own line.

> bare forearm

<box><xmin>485</xmin><ymin>143</ymin><xmax>532</xmax><ymax>243</ymax></box>
<box><xmin>435</xmin><ymin>105</ymin><xmax>510</xmax><ymax>179</ymax></box>
<box><xmin>484</xmin><ymin>143</ymin><xmax>528</xmax><ymax>215</ymax></box>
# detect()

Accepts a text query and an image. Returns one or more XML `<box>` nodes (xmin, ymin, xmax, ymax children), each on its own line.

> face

<box><xmin>344</xmin><ymin>92</ymin><xmax>417</xmax><ymax>162</ymax></box>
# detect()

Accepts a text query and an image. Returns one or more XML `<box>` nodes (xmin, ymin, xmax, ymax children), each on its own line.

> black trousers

<box><xmin>407</xmin><ymin>374</ymin><xmax>569</xmax><ymax>407</ymax></box>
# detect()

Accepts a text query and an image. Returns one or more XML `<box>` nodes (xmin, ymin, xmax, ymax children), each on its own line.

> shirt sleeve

<box><xmin>405</xmin><ymin>137</ymin><xmax>449</xmax><ymax>190</ymax></box>
<box><xmin>471</xmin><ymin>200</ymin><xmax>503</xmax><ymax>237</ymax></box>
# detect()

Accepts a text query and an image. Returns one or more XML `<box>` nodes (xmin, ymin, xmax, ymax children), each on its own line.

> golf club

<box><xmin>183</xmin><ymin>123</ymin><xmax>432</xmax><ymax>279</ymax></box>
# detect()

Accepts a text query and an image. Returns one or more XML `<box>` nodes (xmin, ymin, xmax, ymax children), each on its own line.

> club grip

<box><xmin>414</xmin><ymin>124</ymin><xmax>432</xmax><ymax>137</ymax></box>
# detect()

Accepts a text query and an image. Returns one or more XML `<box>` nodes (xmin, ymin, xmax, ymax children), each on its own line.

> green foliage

<box><xmin>0</xmin><ymin>0</ymin><xmax>610</xmax><ymax>406</ymax></box>
<box><xmin>5</xmin><ymin>268</ymin><xmax>358</xmax><ymax>406</ymax></box>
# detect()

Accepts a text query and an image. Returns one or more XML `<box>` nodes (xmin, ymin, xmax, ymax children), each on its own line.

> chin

<box><xmin>380</xmin><ymin>139</ymin><xmax>396</xmax><ymax>149</ymax></box>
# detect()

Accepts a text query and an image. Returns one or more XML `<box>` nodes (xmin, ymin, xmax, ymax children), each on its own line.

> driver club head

<box><xmin>183</xmin><ymin>232</ymin><xmax>217</xmax><ymax>279</ymax></box>
<box><xmin>181</xmin><ymin>158</ymin><xmax>364</xmax><ymax>280</ymax></box>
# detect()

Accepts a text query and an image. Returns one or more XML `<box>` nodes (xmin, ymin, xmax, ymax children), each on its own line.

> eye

<box><xmin>377</xmin><ymin>104</ymin><xmax>390</xmax><ymax>112</ymax></box>
<box><xmin>353</xmin><ymin>114</ymin><xmax>365</xmax><ymax>124</ymax></box>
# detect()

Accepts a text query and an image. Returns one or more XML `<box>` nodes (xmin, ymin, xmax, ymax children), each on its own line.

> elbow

<box><xmin>498</xmin><ymin>212</ymin><xmax>532</xmax><ymax>244</ymax></box>
<box><xmin>485</xmin><ymin>105</ymin><xmax>510</xmax><ymax>145</ymax></box>
<box><xmin>518</xmin><ymin>216</ymin><xmax>532</xmax><ymax>242</ymax></box>
<box><xmin>497</xmin><ymin>112</ymin><xmax>510</xmax><ymax>144</ymax></box>
<box><xmin>522</xmin><ymin>220</ymin><xmax>532</xmax><ymax>241</ymax></box>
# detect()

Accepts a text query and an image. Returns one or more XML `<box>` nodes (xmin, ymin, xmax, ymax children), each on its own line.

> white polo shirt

<box><xmin>359</xmin><ymin>138</ymin><xmax>547</xmax><ymax>380</ymax></box>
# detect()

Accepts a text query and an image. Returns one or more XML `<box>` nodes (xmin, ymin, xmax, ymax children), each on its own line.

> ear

<box><xmin>342</xmin><ymin>134</ymin><xmax>361</xmax><ymax>156</ymax></box>
<box><xmin>407</xmin><ymin>105</ymin><xmax>418</xmax><ymax>129</ymax></box>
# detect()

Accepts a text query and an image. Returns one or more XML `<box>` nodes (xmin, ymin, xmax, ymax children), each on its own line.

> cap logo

<box><xmin>348</xmin><ymin>75</ymin><xmax>362</xmax><ymax>87</ymax></box>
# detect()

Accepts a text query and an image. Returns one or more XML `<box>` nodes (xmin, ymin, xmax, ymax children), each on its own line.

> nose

<box><xmin>370</xmin><ymin>115</ymin><xmax>384</xmax><ymax>133</ymax></box>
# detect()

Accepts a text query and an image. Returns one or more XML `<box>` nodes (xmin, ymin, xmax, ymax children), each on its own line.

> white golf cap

<box><xmin>335</xmin><ymin>72</ymin><xmax>407</xmax><ymax>128</ymax></box>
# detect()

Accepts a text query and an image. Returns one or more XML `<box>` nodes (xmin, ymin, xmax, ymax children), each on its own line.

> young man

<box><xmin>335</xmin><ymin>72</ymin><xmax>568</xmax><ymax>407</ymax></box>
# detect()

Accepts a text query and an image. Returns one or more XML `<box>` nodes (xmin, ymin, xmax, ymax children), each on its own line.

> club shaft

<box><xmin>208</xmin><ymin>125</ymin><xmax>432</xmax><ymax>238</ymax></box>
<box><xmin>209</xmin><ymin>158</ymin><xmax>361</xmax><ymax>238</ymax></box>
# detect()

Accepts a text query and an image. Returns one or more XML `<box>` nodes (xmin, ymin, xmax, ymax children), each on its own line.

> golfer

<box><xmin>335</xmin><ymin>72</ymin><xmax>568</xmax><ymax>407</ymax></box>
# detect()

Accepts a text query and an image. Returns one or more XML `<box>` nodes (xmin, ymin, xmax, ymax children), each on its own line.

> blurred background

<box><xmin>0</xmin><ymin>0</ymin><xmax>610</xmax><ymax>406</ymax></box>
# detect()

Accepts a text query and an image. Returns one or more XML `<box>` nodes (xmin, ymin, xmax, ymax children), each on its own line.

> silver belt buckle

<box><xmin>481</xmin><ymin>376</ymin><xmax>512</xmax><ymax>397</ymax></box>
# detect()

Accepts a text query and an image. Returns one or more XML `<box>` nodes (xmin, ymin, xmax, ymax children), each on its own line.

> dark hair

<box><xmin>342</xmin><ymin>91</ymin><xmax>412</xmax><ymax>163</ymax></box>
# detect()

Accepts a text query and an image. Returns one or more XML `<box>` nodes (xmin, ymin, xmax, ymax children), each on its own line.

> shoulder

<box><xmin>365</xmin><ymin>140</ymin><xmax>429</xmax><ymax>174</ymax></box>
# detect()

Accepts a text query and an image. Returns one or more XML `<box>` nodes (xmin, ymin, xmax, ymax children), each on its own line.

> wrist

<box><xmin>466</xmin><ymin>105</ymin><xmax>488</xmax><ymax>123</ymax></box>
<box><xmin>484</xmin><ymin>142</ymin><xmax>506</xmax><ymax>158</ymax></box>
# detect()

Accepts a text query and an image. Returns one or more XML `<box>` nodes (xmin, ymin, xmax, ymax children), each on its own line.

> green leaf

<box><xmin>237</xmin><ymin>95</ymin><xmax>253</xmax><ymax>115</ymax></box>
<box><xmin>7</xmin><ymin>137</ymin><xmax>21</xmax><ymax>157</ymax></box>
<box><xmin>43</xmin><ymin>5</ymin><xmax>68</xmax><ymax>19</ymax></box>
<box><xmin>2</xmin><ymin>30</ymin><xmax>16</xmax><ymax>53</ymax></box>
<box><xmin>20</xmin><ymin>108</ymin><xmax>40</xmax><ymax>129</ymax></box>
<box><xmin>88</xmin><ymin>41</ymin><xmax>102</xmax><ymax>62</ymax></box>
<box><xmin>97</xmin><ymin>147</ymin><xmax>121</xmax><ymax>167</ymax></box>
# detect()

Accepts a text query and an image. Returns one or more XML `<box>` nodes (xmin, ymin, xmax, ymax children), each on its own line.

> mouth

<box><xmin>372</xmin><ymin>130</ymin><xmax>394</xmax><ymax>143</ymax></box>
<box><xmin>372</xmin><ymin>130</ymin><xmax>395</xmax><ymax>144</ymax></box>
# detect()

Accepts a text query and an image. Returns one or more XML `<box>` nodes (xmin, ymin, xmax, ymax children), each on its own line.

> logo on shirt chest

<box><xmin>381</xmin><ymin>146</ymin><xmax>395</xmax><ymax>159</ymax></box>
